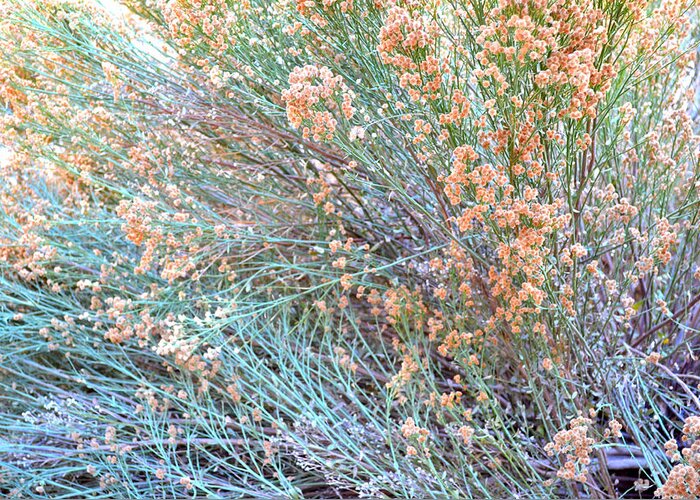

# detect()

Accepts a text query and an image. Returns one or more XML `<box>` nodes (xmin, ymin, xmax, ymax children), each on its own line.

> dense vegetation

<box><xmin>1</xmin><ymin>0</ymin><xmax>700</xmax><ymax>497</ymax></box>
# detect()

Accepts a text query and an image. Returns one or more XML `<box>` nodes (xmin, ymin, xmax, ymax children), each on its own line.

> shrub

<box><xmin>1</xmin><ymin>0</ymin><xmax>699</xmax><ymax>497</ymax></box>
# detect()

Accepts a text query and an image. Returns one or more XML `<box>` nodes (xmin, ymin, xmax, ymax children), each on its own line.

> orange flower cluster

<box><xmin>160</xmin><ymin>0</ymin><xmax>244</xmax><ymax>54</ymax></box>
<box><xmin>378</xmin><ymin>5</ymin><xmax>444</xmax><ymax>102</ymax></box>
<box><xmin>155</xmin><ymin>325</ymin><xmax>222</xmax><ymax>379</ymax></box>
<box><xmin>446</xmin><ymin>153</ymin><xmax>571</xmax><ymax>334</ymax></box>
<box><xmin>401</xmin><ymin>416</ymin><xmax>430</xmax><ymax>456</ymax></box>
<box><xmin>116</xmin><ymin>196</ymin><xmax>213</xmax><ymax>282</ymax></box>
<box><xmin>544</xmin><ymin>416</ymin><xmax>595</xmax><ymax>483</ymax></box>
<box><xmin>282</xmin><ymin>65</ymin><xmax>356</xmax><ymax>141</ymax></box>
<box><xmin>475</xmin><ymin>0</ymin><xmax>619</xmax><ymax>120</ymax></box>
<box><xmin>652</xmin><ymin>218</ymin><xmax>679</xmax><ymax>266</ymax></box>
<box><xmin>297</xmin><ymin>0</ymin><xmax>354</xmax><ymax>17</ymax></box>
<box><xmin>657</xmin><ymin>416</ymin><xmax>700</xmax><ymax>499</ymax></box>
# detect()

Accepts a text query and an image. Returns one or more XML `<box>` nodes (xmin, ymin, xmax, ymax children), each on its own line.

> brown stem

<box><xmin>631</xmin><ymin>289</ymin><xmax>700</xmax><ymax>348</ymax></box>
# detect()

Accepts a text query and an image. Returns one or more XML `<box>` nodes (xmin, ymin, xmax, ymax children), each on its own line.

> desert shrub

<box><xmin>1</xmin><ymin>0</ymin><xmax>699</xmax><ymax>497</ymax></box>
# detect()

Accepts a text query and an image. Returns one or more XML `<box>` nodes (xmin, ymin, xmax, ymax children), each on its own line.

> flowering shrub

<box><xmin>0</xmin><ymin>0</ymin><xmax>699</xmax><ymax>497</ymax></box>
